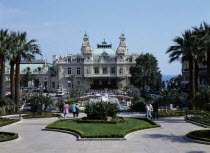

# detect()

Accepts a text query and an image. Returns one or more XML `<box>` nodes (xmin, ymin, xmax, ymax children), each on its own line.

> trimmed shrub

<box><xmin>158</xmin><ymin>110</ymin><xmax>185</xmax><ymax>117</ymax></box>
<box><xmin>0</xmin><ymin>117</ymin><xmax>20</xmax><ymax>127</ymax></box>
<box><xmin>186</xmin><ymin>130</ymin><xmax>210</xmax><ymax>142</ymax></box>
<box><xmin>85</xmin><ymin>102</ymin><xmax>119</xmax><ymax>120</ymax></box>
<box><xmin>130</xmin><ymin>102</ymin><xmax>146</xmax><ymax>112</ymax></box>
<box><xmin>78</xmin><ymin>116</ymin><xmax>126</xmax><ymax>124</ymax></box>
<box><xmin>22</xmin><ymin>112</ymin><xmax>61</xmax><ymax>118</ymax></box>
<box><xmin>0</xmin><ymin>132</ymin><xmax>18</xmax><ymax>142</ymax></box>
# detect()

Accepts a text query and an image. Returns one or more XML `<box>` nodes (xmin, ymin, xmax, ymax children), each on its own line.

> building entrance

<box><xmin>91</xmin><ymin>79</ymin><xmax>117</xmax><ymax>89</ymax></box>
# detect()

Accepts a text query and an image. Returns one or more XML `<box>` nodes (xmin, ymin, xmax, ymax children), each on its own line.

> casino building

<box><xmin>51</xmin><ymin>33</ymin><xmax>139</xmax><ymax>91</ymax></box>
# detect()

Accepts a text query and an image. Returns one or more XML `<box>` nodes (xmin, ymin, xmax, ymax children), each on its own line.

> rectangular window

<box><xmin>68</xmin><ymin>68</ymin><xmax>71</xmax><ymax>74</ymax></box>
<box><xmin>94</xmin><ymin>68</ymin><xmax>99</xmax><ymax>74</ymax></box>
<box><xmin>52</xmin><ymin>82</ymin><xmax>55</xmax><ymax>88</ymax></box>
<box><xmin>103</xmin><ymin>68</ymin><xmax>107</xmax><ymax>74</ymax></box>
<box><xmin>77</xmin><ymin>58</ymin><xmax>80</xmax><ymax>63</ymax></box>
<box><xmin>77</xmin><ymin>68</ymin><xmax>80</xmax><ymax>75</ymax></box>
<box><xmin>57</xmin><ymin>85</ymin><xmax>59</xmax><ymax>89</ymax></box>
<box><xmin>68</xmin><ymin>58</ymin><xmax>71</xmax><ymax>63</ymax></box>
<box><xmin>111</xmin><ymin>68</ymin><xmax>115</xmax><ymax>74</ymax></box>
<box><xmin>77</xmin><ymin>81</ymin><xmax>80</xmax><ymax>85</ymax></box>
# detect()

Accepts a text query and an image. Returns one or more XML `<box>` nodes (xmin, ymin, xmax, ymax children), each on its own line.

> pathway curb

<box><xmin>185</xmin><ymin>118</ymin><xmax>210</xmax><ymax>128</ymax></box>
<box><xmin>184</xmin><ymin>136</ymin><xmax>210</xmax><ymax>145</ymax></box>
<box><xmin>43</xmin><ymin>128</ymin><xmax>126</xmax><ymax>141</ymax></box>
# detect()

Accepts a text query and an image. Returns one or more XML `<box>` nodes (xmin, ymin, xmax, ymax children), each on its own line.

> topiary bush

<box><xmin>130</xmin><ymin>102</ymin><xmax>146</xmax><ymax>112</ymax></box>
<box><xmin>186</xmin><ymin>130</ymin><xmax>210</xmax><ymax>142</ymax></box>
<box><xmin>0</xmin><ymin>131</ymin><xmax>18</xmax><ymax>142</ymax></box>
<box><xmin>26</xmin><ymin>95</ymin><xmax>53</xmax><ymax>112</ymax></box>
<box><xmin>84</xmin><ymin>102</ymin><xmax>119</xmax><ymax>120</ymax></box>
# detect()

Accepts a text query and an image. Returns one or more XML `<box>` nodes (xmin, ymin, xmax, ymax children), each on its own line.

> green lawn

<box><xmin>46</xmin><ymin>118</ymin><xmax>160</xmax><ymax>138</ymax></box>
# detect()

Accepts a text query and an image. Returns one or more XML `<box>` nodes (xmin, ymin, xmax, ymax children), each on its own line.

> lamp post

<box><xmin>39</xmin><ymin>84</ymin><xmax>43</xmax><ymax>95</ymax></box>
<box><xmin>68</xmin><ymin>81</ymin><xmax>71</xmax><ymax>98</ymax></box>
<box><xmin>77</xmin><ymin>89</ymin><xmax>81</xmax><ymax>98</ymax></box>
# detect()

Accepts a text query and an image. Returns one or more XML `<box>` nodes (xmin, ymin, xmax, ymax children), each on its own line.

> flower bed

<box><xmin>77</xmin><ymin>116</ymin><xmax>126</xmax><ymax>124</ymax></box>
<box><xmin>46</xmin><ymin>117</ymin><xmax>160</xmax><ymax>138</ymax></box>
<box><xmin>0</xmin><ymin>132</ymin><xmax>18</xmax><ymax>142</ymax></box>
<box><xmin>22</xmin><ymin>112</ymin><xmax>61</xmax><ymax>118</ymax></box>
<box><xmin>186</xmin><ymin>130</ymin><xmax>210</xmax><ymax>142</ymax></box>
<box><xmin>158</xmin><ymin>110</ymin><xmax>185</xmax><ymax>117</ymax></box>
<box><xmin>0</xmin><ymin>117</ymin><xmax>20</xmax><ymax>127</ymax></box>
<box><xmin>186</xmin><ymin>115</ymin><xmax>210</xmax><ymax>126</ymax></box>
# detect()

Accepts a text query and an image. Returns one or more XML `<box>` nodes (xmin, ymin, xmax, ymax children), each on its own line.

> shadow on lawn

<box><xmin>143</xmin><ymin>133</ymin><xmax>191</xmax><ymax>143</ymax></box>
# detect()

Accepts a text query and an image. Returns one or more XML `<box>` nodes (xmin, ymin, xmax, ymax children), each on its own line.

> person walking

<box><xmin>146</xmin><ymin>102</ymin><xmax>153</xmax><ymax>119</ymax></box>
<box><xmin>76</xmin><ymin>103</ymin><xmax>79</xmax><ymax>117</ymax></box>
<box><xmin>70</xmin><ymin>103</ymin><xmax>77</xmax><ymax>118</ymax></box>
<box><xmin>63</xmin><ymin>101</ymin><xmax>69</xmax><ymax>118</ymax></box>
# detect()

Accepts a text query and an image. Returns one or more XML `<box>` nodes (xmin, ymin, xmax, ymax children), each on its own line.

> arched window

<box><xmin>26</xmin><ymin>67</ymin><xmax>31</xmax><ymax>71</ymax></box>
<box><xmin>37</xmin><ymin>67</ymin><xmax>42</xmax><ymax>71</ymax></box>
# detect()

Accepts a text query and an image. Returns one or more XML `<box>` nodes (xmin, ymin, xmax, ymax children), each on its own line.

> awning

<box><xmin>180</xmin><ymin>81</ymin><xmax>189</xmax><ymax>84</ymax></box>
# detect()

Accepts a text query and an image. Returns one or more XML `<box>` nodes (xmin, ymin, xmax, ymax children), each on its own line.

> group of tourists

<box><xmin>63</xmin><ymin>101</ymin><xmax>79</xmax><ymax>118</ymax></box>
<box><xmin>145</xmin><ymin>101</ymin><xmax>159</xmax><ymax>119</ymax></box>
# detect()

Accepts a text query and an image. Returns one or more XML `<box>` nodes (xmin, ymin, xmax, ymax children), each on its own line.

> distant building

<box><xmin>5</xmin><ymin>59</ymin><xmax>53</xmax><ymax>92</ymax></box>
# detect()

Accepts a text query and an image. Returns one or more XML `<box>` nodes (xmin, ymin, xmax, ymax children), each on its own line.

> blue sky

<box><xmin>0</xmin><ymin>0</ymin><xmax>209</xmax><ymax>75</ymax></box>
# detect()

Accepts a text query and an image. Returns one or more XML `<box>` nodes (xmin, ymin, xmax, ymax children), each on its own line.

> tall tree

<box><xmin>130</xmin><ymin>53</ymin><xmax>161</xmax><ymax>92</ymax></box>
<box><xmin>193</xmin><ymin>22</ymin><xmax>210</xmax><ymax>85</ymax></box>
<box><xmin>6</xmin><ymin>32</ymin><xmax>18</xmax><ymax>101</ymax></box>
<box><xmin>20</xmin><ymin>71</ymin><xmax>37</xmax><ymax>87</ymax></box>
<box><xmin>0</xmin><ymin>29</ymin><xmax>9</xmax><ymax>97</ymax></box>
<box><xmin>166</xmin><ymin>30</ymin><xmax>196</xmax><ymax>99</ymax></box>
<box><xmin>14</xmin><ymin>32</ymin><xmax>41</xmax><ymax>108</ymax></box>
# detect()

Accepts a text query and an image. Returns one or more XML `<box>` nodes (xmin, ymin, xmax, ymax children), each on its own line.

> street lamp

<box><xmin>77</xmin><ymin>89</ymin><xmax>81</xmax><ymax>98</ymax></box>
<box><xmin>68</xmin><ymin>81</ymin><xmax>71</xmax><ymax>98</ymax></box>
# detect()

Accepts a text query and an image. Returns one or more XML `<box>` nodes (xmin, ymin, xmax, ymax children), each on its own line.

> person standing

<box><xmin>146</xmin><ymin>102</ymin><xmax>153</xmax><ymax>119</ymax></box>
<box><xmin>63</xmin><ymin>101</ymin><xmax>69</xmax><ymax>118</ymax></box>
<box><xmin>76</xmin><ymin>103</ymin><xmax>79</xmax><ymax>117</ymax></box>
<box><xmin>70</xmin><ymin>103</ymin><xmax>77</xmax><ymax>118</ymax></box>
<box><xmin>153</xmin><ymin>101</ymin><xmax>159</xmax><ymax>119</ymax></box>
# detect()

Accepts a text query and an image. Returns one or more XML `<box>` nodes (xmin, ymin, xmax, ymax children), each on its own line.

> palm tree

<box><xmin>14</xmin><ymin>32</ymin><xmax>41</xmax><ymax>109</ymax></box>
<box><xmin>193</xmin><ymin>22</ymin><xmax>210</xmax><ymax>85</ymax></box>
<box><xmin>0</xmin><ymin>29</ymin><xmax>9</xmax><ymax>97</ymax></box>
<box><xmin>6</xmin><ymin>32</ymin><xmax>18</xmax><ymax>101</ymax></box>
<box><xmin>166</xmin><ymin>30</ymin><xmax>196</xmax><ymax>99</ymax></box>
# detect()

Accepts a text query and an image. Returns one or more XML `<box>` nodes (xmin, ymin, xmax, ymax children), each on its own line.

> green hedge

<box><xmin>78</xmin><ymin>117</ymin><xmax>126</xmax><ymax>124</ymax></box>
<box><xmin>46</xmin><ymin>118</ymin><xmax>160</xmax><ymax>138</ymax></box>
<box><xmin>158</xmin><ymin>111</ymin><xmax>185</xmax><ymax>117</ymax></box>
<box><xmin>0</xmin><ymin>118</ymin><xmax>20</xmax><ymax>127</ymax></box>
<box><xmin>186</xmin><ymin>117</ymin><xmax>210</xmax><ymax>126</ymax></box>
<box><xmin>186</xmin><ymin>130</ymin><xmax>210</xmax><ymax>142</ymax></box>
<box><xmin>0</xmin><ymin>131</ymin><xmax>18</xmax><ymax>142</ymax></box>
<box><xmin>22</xmin><ymin>112</ymin><xmax>61</xmax><ymax>118</ymax></box>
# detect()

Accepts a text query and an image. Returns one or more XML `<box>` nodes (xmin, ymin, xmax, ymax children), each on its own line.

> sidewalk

<box><xmin>0</xmin><ymin>113</ymin><xmax>210</xmax><ymax>153</ymax></box>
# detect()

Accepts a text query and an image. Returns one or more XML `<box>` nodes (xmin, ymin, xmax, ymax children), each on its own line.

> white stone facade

<box><xmin>5</xmin><ymin>33</ymin><xmax>139</xmax><ymax>92</ymax></box>
<box><xmin>51</xmin><ymin>33</ymin><xmax>139</xmax><ymax>92</ymax></box>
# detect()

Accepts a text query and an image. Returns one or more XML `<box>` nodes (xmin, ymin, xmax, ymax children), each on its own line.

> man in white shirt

<box><xmin>146</xmin><ymin>102</ymin><xmax>153</xmax><ymax>119</ymax></box>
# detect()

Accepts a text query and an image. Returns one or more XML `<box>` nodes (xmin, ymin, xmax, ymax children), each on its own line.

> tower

<box><xmin>81</xmin><ymin>33</ymin><xmax>93</xmax><ymax>55</ymax></box>
<box><xmin>116</xmin><ymin>33</ymin><xmax>128</xmax><ymax>56</ymax></box>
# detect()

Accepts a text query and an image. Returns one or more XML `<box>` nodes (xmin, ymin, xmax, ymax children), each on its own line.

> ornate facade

<box><xmin>5</xmin><ymin>33</ymin><xmax>139</xmax><ymax>92</ymax></box>
<box><xmin>52</xmin><ymin>33</ymin><xmax>139</xmax><ymax>91</ymax></box>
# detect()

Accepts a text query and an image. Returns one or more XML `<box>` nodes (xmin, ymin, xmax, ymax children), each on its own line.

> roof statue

<box><xmin>116</xmin><ymin>33</ymin><xmax>128</xmax><ymax>55</ymax></box>
<box><xmin>81</xmin><ymin>33</ymin><xmax>93</xmax><ymax>54</ymax></box>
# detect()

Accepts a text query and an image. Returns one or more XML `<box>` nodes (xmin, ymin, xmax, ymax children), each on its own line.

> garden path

<box><xmin>0</xmin><ymin>113</ymin><xmax>210</xmax><ymax>153</ymax></box>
